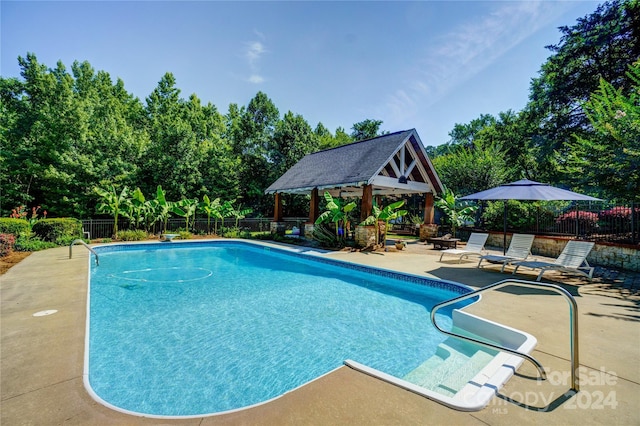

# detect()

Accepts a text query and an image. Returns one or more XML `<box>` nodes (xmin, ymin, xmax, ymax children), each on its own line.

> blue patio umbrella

<box><xmin>459</xmin><ymin>179</ymin><xmax>602</xmax><ymax>254</ymax></box>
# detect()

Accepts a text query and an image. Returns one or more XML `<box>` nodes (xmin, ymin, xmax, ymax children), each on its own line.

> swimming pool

<box><xmin>84</xmin><ymin>240</ymin><xmax>532</xmax><ymax>417</ymax></box>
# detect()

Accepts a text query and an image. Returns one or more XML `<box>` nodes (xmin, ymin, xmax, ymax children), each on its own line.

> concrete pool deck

<box><xmin>1</xmin><ymin>240</ymin><xmax>639</xmax><ymax>425</ymax></box>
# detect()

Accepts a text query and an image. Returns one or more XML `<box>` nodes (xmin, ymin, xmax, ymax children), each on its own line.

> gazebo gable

<box><xmin>335</xmin><ymin>130</ymin><xmax>443</xmax><ymax>197</ymax></box>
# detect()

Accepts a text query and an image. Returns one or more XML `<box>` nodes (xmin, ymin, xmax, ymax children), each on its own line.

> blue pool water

<box><xmin>87</xmin><ymin>241</ymin><xmax>472</xmax><ymax>417</ymax></box>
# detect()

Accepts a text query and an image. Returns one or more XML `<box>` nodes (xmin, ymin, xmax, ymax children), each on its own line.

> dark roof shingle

<box><xmin>266</xmin><ymin>130</ymin><xmax>414</xmax><ymax>193</ymax></box>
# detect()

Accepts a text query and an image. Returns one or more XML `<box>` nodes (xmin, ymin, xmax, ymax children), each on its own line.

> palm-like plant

<box><xmin>379</xmin><ymin>200</ymin><xmax>408</xmax><ymax>244</ymax></box>
<box><xmin>172</xmin><ymin>198</ymin><xmax>198</xmax><ymax>231</ymax></box>
<box><xmin>361</xmin><ymin>200</ymin><xmax>407</xmax><ymax>245</ymax></box>
<box><xmin>315</xmin><ymin>191</ymin><xmax>356</xmax><ymax>241</ymax></box>
<box><xmin>94</xmin><ymin>185</ymin><xmax>129</xmax><ymax>239</ymax></box>
<box><xmin>149</xmin><ymin>185</ymin><xmax>173</xmax><ymax>233</ymax></box>
<box><xmin>200</xmin><ymin>195</ymin><xmax>221</xmax><ymax>234</ymax></box>
<box><xmin>228</xmin><ymin>203</ymin><xmax>253</xmax><ymax>228</ymax></box>
<box><xmin>121</xmin><ymin>187</ymin><xmax>147</xmax><ymax>231</ymax></box>
<box><xmin>435</xmin><ymin>186</ymin><xmax>478</xmax><ymax>237</ymax></box>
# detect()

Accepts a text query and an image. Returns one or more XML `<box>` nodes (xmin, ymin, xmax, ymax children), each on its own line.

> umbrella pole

<box><xmin>503</xmin><ymin>202</ymin><xmax>507</xmax><ymax>255</ymax></box>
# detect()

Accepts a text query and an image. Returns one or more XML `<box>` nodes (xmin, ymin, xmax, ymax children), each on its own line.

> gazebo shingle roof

<box><xmin>265</xmin><ymin>129</ymin><xmax>443</xmax><ymax>197</ymax></box>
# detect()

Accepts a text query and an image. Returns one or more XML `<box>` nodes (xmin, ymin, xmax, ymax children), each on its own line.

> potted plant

<box><xmin>394</xmin><ymin>240</ymin><xmax>405</xmax><ymax>250</ymax></box>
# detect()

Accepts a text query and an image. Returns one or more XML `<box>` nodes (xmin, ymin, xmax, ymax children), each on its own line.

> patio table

<box><xmin>426</xmin><ymin>237</ymin><xmax>460</xmax><ymax>249</ymax></box>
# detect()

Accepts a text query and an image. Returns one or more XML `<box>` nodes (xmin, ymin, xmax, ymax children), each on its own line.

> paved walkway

<box><xmin>1</xmin><ymin>240</ymin><xmax>639</xmax><ymax>425</ymax></box>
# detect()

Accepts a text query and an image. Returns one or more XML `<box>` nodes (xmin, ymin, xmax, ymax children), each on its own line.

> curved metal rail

<box><xmin>69</xmin><ymin>239</ymin><xmax>99</xmax><ymax>265</ymax></box>
<box><xmin>431</xmin><ymin>278</ymin><xmax>579</xmax><ymax>391</ymax></box>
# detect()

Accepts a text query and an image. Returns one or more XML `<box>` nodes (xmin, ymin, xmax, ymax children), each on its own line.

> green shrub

<box><xmin>118</xmin><ymin>230</ymin><xmax>148</xmax><ymax>241</ymax></box>
<box><xmin>481</xmin><ymin>201</ymin><xmax>560</xmax><ymax>232</ymax></box>
<box><xmin>0</xmin><ymin>234</ymin><xmax>16</xmax><ymax>256</ymax></box>
<box><xmin>32</xmin><ymin>218</ymin><xmax>83</xmax><ymax>243</ymax></box>
<box><xmin>14</xmin><ymin>235</ymin><xmax>57</xmax><ymax>252</ymax></box>
<box><xmin>0</xmin><ymin>218</ymin><xmax>30</xmax><ymax>237</ymax></box>
<box><xmin>178</xmin><ymin>230</ymin><xmax>192</xmax><ymax>240</ymax></box>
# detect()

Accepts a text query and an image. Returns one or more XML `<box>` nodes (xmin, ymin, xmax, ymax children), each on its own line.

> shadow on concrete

<box><xmin>495</xmin><ymin>389</ymin><xmax>577</xmax><ymax>413</ymax></box>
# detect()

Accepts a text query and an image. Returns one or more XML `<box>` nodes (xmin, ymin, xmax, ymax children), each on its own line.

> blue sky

<box><xmin>1</xmin><ymin>1</ymin><xmax>599</xmax><ymax>147</ymax></box>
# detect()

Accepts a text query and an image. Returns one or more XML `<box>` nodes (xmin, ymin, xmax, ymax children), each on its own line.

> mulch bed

<box><xmin>0</xmin><ymin>251</ymin><xmax>31</xmax><ymax>275</ymax></box>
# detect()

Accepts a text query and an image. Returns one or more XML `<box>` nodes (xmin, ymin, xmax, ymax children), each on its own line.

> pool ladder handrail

<box><xmin>69</xmin><ymin>239</ymin><xmax>99</xmax><ymax>265</ymax></box>
<box><xmin>430</xmin><ymin>278</ymin><xmax>579</xmax><ymax>392</ymax></box>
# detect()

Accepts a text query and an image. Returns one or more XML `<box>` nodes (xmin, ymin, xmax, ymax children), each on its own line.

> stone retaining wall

<box><xmin>486</xmin><ymin>232</ymin><xmax>639</xmax><ymax>272</ymax></box>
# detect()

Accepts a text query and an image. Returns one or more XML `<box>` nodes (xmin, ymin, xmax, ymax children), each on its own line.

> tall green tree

<box><xmin>143</xmin><ymin>73</ymin><xmax>205</xmax><ymax>200</ymax></box>
<box><xmin>563</xmin><ymin>61</ymin><xmax>640</xmax><ymax>202</ymax></box>
<box><xmin>232</xmin><ymin>92</ymin><xmax>280</xmax><ymax>215</ymax></box>
<box><xmin>431</xmin><ymin>140</ymin><xmax>511</xmax><ymax>197</ymax></box>
<box><xmin>350</xmin><ymin>119</ymin><xmax>386</xmax><ymax>141</ymax></box>
<box><xmin>527</xmin><ymin>0</ymin><xmax>640</xmax><ymax>181</ymax></box>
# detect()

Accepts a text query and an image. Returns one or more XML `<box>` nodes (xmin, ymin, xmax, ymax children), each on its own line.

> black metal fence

<box><xmin>83</xmin><ymin>202</ymin><xmax>638</xmax><ymax>245</ymax></box>
<box><xmin>82</xmin><ymin>217</ymin><xmax>308</xmax><ymax>240</ymax></box>
<box><xmin>475</xmin><ymin>201</ymin><xmax>639</xmax><ymax>244</ymax></box>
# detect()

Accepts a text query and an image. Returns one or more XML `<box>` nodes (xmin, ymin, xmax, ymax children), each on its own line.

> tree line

<box><xmin>1</xmin><ymin>0</ymin><xmax>638</xmax><ymax>223</ymax></box>
<box><xmin>0</xmin><ymin>53</ymin><xmax>386</xmax><ymax>219</ymax></box>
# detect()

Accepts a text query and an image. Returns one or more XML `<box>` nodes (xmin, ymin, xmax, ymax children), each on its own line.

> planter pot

<box><xmin>395</xmin><ymin>242</ymin><xmax>404</xmax><ymax>250</ymax></box>
<box><xmin>420</xmin><ymin>224</ymin><xmax>439</xmax><ymax>241</ymax></box>
<box><xmin>355</xmin><ymin>225</ymin><xmax>377</xmax><ymax>248</ymax></box>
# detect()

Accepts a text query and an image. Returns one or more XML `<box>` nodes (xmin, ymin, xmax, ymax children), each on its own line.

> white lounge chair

<box><xmin>511</xmin><ymin>240</ymin><xmax>595</xmax><ymax>281</ymax></box>
<box><xmin>438</xmin><ymin>233</ymin><xmax>489</xmax><ymax>263</ymax></box>
<box><xmin>477</xmin><ymin>233</ymin><xmax>535</xmax><ymax>272</ymax></box>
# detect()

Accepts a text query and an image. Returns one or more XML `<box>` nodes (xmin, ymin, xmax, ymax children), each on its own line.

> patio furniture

<box><xmin>511</xmin><ymin>240</ymin><xmax>595</xmax><ymax>281</ymax></box>
<box><xmin>477</xmin><ymin>233</ymin><xmax>535</xmax><ymax>272</ymax></box>
<box><xmin>427</xmin><ymin>237</ymin><xmax>460</xmax><ymax>249</ymax></box>
<box><xmin>438</xmin><ymin>232</ymin><xmax>489</xmax><ymax>263</ymax></box>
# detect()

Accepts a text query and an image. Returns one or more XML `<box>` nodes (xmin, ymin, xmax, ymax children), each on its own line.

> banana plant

<box><xmin>360</xmin><ymin>200</ymin><xmax>407</xmax><ymax>245</ymax></box>
<box><xmin>199</xmin><ymin>195</ymin><xmax>223</xmax><ymax>234</ymax></box>
<box><xmin>218</xmin><ymin>200</ymin><xmax>234</xmax><ymax>235</ymax></box>
<box><xmin>94</xmin><ymin>185</ymin><xmax>129</xmax><ymax>239</ymax></box>
<box><xmin>435</xmin><ymin>186</ymin><xmax>478</xmax><ymax>237</ymax></box>
<box><xmin>172</xmin><ymin>198</ymin><xmax>198</xmax><ymax>231</ymax></box>
<box><xmin>228</xmin><ymin>202</ymin><xmax>253</xmax><ymax>228</ymax></box>
<box><xmin>121</xmin><ymin>187</ymin><xmax>147</xmax><ymax>231</ymax></box>
<box><xmin>378</xmin><ymin>200</ymin><xmax>408</xmax><ymax>245</ymax></box>
<box><xmin>150</xmin><ymin>185</ymin><xmax>173</xmax><ymax>233</ymax></box>
<box><xmin>315</xmin><ymin>191</ymin><xmax>356</xmax><ymax>241</ymax></box>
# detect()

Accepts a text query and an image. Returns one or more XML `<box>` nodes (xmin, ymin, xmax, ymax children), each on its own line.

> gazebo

<box><xmin>265</xmin><ymin>129</ymin><xmax>444</xmax><ymax>242</ymax></box>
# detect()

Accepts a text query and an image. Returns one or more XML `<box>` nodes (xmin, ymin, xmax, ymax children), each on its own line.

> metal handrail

<box><xmin>431</xmin><ymin>278</ymin><xmax>579</xmax><ymax>391</ymax></box>
<box><xmin>69</xmin><ymin>239</ymin><xmax>99</xmax><ymax>265</ymax></box>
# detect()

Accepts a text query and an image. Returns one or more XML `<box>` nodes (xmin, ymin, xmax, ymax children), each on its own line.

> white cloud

<box><xmin>385</xmin><ymin>1</ymin><xmax>572</xmax><ymax>128</ymax></box>
<box><xmin>244</xmin><ymin>31</ymin><xmax>267</xmax><ymax>84</ymax></box>
<box><xmin>245</xmin><ymin>41</ymin><xmax>265</xmax><ymax>65</ymax></box>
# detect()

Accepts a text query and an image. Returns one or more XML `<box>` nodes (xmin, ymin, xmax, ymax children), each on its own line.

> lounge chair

<box><xmin>511</xmin><ymin>240</ymin><xmax>595</xmax><ymax>281</ymax></box>
<box><xmin>438</xmin><ymin>232</ymin><xmax>489</xmax><ymax>263</ymax></box>
<box><xmin>477</xmin><ymin>233</ymin><xmax>535</xmax><ymax>272</ymax></box>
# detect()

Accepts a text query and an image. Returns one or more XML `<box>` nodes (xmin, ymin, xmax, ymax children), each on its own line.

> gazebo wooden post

<box><xmin>361</xmin><ymin>184</ymin><xmax>373</xmax><ymax>222</ymax></box>
<box><xmin>423</xmin><ymin>192</ymin><xmax>435</xmax><ymax>224</ymax></box>
<box><xmin>420</xmin><ymin>192</ymin><xmax>439</xmax><ymax>240</ymax></box>
<box><xmin>305</xmin><ymin>188</ymin><xmax>320</xmax><ymax>236</ymax></box>
<box><xmin>270</xmin><ymin>192</ymin><xmax>286</xmax><ymax>234</ymax></box>
<box><xmin>355</xmin><ymin>184</ymin><xmax>376</xmax><ymax>247</ymax></box>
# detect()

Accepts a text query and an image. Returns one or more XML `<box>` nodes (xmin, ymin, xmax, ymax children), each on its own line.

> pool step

<box><xmin>403</xmin><ymin>340</ymin><xmax>496</xmax><ymax>397</ymax></box>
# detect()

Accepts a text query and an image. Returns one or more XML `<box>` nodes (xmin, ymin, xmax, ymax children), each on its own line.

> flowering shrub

<box><xmin>9</xmin><ymin>205</ymin><xmax>47</xmax><ymax>225</ymax></box>
<box><xmin>0</xmin><ymin>234</ymin><xmax>16</xmax><ymax>257</ymax></box>
<box><xmin>599</xmin><ymin>206</ymin><xmax>640</xmax><ymax>233</ymax></box>
<box><xmin>9</xmin><ymin>206</ymin><xmax>27</xmax><ymax>220</ymax></box>
<box><xmin>556</xmin><ymin>210</ymin><xmax>599</xmax><ymax>234</ymax></box>
<box><xmin>600</xmin><ymin>207</ymin><xmax>637</xmax><ymax>220</ymax></box>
